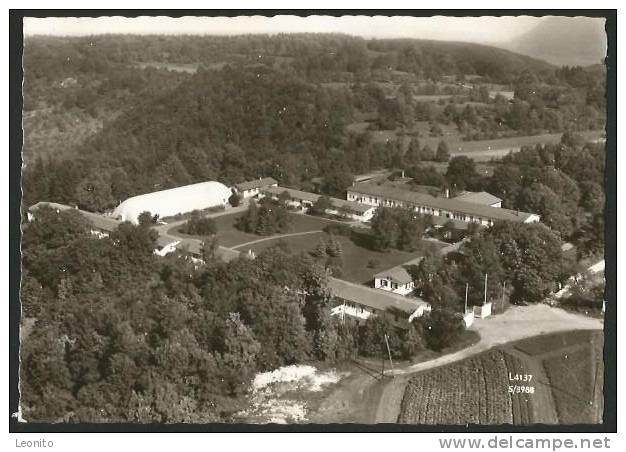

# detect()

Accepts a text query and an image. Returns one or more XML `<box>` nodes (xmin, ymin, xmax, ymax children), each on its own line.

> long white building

<box><xmin>347</xmin><ymin>182</ymin><xmax>540</xmax><ymax>226</ymax></box>
<box><xmin>112</xmin><ymin>181</ymin><xmax>232</xmax><ymax>224</ymax></box>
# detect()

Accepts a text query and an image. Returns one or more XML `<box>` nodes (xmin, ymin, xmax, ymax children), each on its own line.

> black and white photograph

<box><xmin>9</xmin><ymin>9</ymin><xmax>616</xmax><ymax>438</ymax></box>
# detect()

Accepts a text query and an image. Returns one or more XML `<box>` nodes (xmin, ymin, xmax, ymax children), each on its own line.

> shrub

<box><xmin>323</xmin><ymin>223</ymin><xmax>353</xmax><ymax>236</ymax></box>
<box><xmin>418</xmin><ymin>307</ymin><xmax>465</xmax><ymax>351</ymax></box>
<box><xmin>137</xmin><ymin>211</ymin><xmax>159</xmax><ymax>226</ymax></box>
<box><xmin>180</xmin><ymin>210</ymin><xmax>217</xmax><ymax>236</ymax></box>
<box><xmin>235</xmin><ymin>199</ymin><xmax>292</xmax><ymax>236</ymax></box>
<box><xmin>309</xmin><ymin>196</ymin><xmax>332</xmax><ymax>216</ymax></box>
<box><xmin>228</xmin><ymin>191</ymin><xmax>241</xmax><ymax>207</ymax></box>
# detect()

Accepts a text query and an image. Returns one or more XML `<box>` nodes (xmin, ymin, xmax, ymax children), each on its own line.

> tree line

<box><xmin>21</xmin><ymin>206</ymin><xmax>475</xmax><ymax>422</ymax></box>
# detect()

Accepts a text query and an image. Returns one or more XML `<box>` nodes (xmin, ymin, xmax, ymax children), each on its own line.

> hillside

<box><xmin>507</xmin><ymin>16</ymin><xmax>607</xmax><ymax>67</ymax></box>
<box><xmin>22</xmin><ymin>34</ymin><xmax>605</xmax><ymax>212</ymax></box>
<box><xmin>368</xmin><ymin>38</ymin><xmax>555</xmax><ymax>76</ymax></box>
<box><xmin>22</xmin><ymin>34</ymin><xmax>555</xmax><ymax>165</ymax></box>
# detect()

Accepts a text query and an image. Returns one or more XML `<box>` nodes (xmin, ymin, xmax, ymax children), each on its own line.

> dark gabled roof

<box><xmin>328</xmin><ymin>197</ymin><xmax>375</xmax><ymax>214</ymax></box>
<box><xmin>79</xmin><ymin>211</ymin><xmax>122</xmax><ymax>232</ymax></box>
<box><xmin>348</xmin><ymin>183</ymin><xmax>537</xmax><ymax>223</ymax></box>
<box><xmin>264</xmin><ymin>186</ymin><xmax>319</xmax><ymax>202</ymax></box>
<box><xmin>262</xmin><ymin>187</ymin><xmax>374</xmax><ymax>214</ymax></box>
<box><xmin>452</xmin><ymin>191</ymin><xmax>502</xmax><ymax>206</ymax></box>
<box><xmin>328</xmin><ymin>277</ymin><xmax>429</xmax><ymax>314</ymax></box>
<box><xmin>373</xmin><ymin>256</ymin><xmax>423</xmax><ymax>285</ymax></box>
<box><xmin>29</xmin><ymin>201</ymin><xmax>121</xmax><ymax>232</ymax></box>
<box><xmin>175</xmin><ymin>237</ymin><xmax>241</xmax><ymax>263</ymax></box>
<box><xmin>235</xmin><ymin>177</ymin><xmax>278</xmax><ymax>191</ymax></box>
<box><xmin>29</xmin><ymin>201</ymin><xmax>73</xmax><ymax>212</ymax></box>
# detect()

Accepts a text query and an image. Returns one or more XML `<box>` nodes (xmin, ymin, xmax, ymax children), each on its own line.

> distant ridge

<box><xmin>506</xmin><ymin>17</ymin><xmax>607</xmax><ymax>67</ymax></box>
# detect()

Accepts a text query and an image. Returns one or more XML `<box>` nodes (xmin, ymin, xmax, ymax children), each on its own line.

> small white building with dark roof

<box><xmin>328</xmin><ymin>277</ymin><xmax>431</xmax><ymax>323</ymax></box>
<box><xmin>235</xmin><ymin>177</ymin><xmax>278</xmax><ymax>198</ymax></box>
<box><xmin>373</xmin><ymin>256</ymin><xmax>423</xmax><ymax>295</ymax></box>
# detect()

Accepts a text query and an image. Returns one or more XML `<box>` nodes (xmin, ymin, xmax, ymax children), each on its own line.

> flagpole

<box><xmin>465</xmin><ymin>282</ymin><xmax>469</xmax><ymax>313</ymax></box>
<box><xmin>484</xmin><ymin>273</ymin><xmax>488</xmax><ymax>305</ymax></box>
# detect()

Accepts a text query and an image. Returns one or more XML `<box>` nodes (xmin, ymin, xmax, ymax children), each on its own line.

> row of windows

<box><xmin>380</xmin><ymin>279</ymin><xmax>398</xmax><ymax>289</ymax></box>
<box><xmin>379</xmin><ymin>279</ymin><xmax>413</xmax><ymax>290</ymax></box>
<box><xmin>341</xmin><ymin>301</ymin><xmax>370</xmax><ymax>314</ymax></box>
<box><xmin>349</xmin><ymin>192</ymin><xmax>497</xmax><ymax>225</ymax></box>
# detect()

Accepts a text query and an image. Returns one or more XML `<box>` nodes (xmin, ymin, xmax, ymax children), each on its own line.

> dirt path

<box><xmin>316</xmin><ymin>305</ymin><xmax>603</xmax><ymax>424</ymax></box>
<box><xmin>308</xmin><ymin>363</ymin><xmax>385</xmax><ymax>424</ymax></box>
<box><xmin>231</xmin><ymin>230</ymin><xmax>323</xmax><ymax>250</ymax></box>
<box><xmin>396</xmin><ymin>304</ymin><xmax>601</xmax><ymax>377</ymax></box>
<box><xmin>374</xmin><ymin>375</ymin><xmax>411</xmax><ymax>423</ymax></box>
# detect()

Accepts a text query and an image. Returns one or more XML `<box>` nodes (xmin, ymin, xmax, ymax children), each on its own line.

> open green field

<box><xmin>168</xmin><ymin>211</ymin><xmax>339</xmax><ymax>248</ymax></box>
<box><xmin>513</xmin><ymin>330</ymin><xmax>591</xmax><ymax>356</ymax></box>
<box><xmin>243</xmin><ymin>230</ymin><xmax>443</xmax><ymax>284</ymax></box>
<box><xmin>398</xmin><ymin>330</ymin><xmax>604</xmax><ymax>425</ymax></box>
<box><xmin>412</xmin><ymin>94</ymin><xmax>453</xmax><ymax>102</ymax></box>
<box><xmin>134</xmin><ymin>61</ymin><xmax>199</xmax><ymax>73</ymax></box>
<box><xmin>514</xmin><ymin>330</ymin><xmax>604</xmax><ymax>424</ymax></box>
<box><xmin>419</xmin><ymin>130</ymin><xmax>602</xmax><ymax>158</ymax></box>
<box><xmin>346</xmin><ymin>118</ymin><xmax>604</xmax><ymax>163</ymax></box>
<box><xmin>416</xmin><ymin>161</ymin><xmax>496</xmax><ymax>177</ymax></box>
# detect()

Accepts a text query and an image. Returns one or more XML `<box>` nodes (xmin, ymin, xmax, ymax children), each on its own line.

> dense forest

<box><xmin>404</xmin><ymin>136</ymin><xmax>605</xmax><ymax>254</ymax></box>
<box><xmin>22</xmin><ymin>34</ymin><xmax>606</xmax><ymax>212</ymax></box>
<box><xmin>20</xmin><ymin>206</ymin><xmax>452</xmax><ymax>422</ymax></box>
<box><xmin>18</xmin><ymin>33</ymin><xmax>607</xmax><ymax>423</ymax></box>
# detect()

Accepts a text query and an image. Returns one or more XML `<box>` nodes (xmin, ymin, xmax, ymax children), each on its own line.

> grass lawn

<box><xmin>512</xmin><ymin>330</ymin><xmax>603</xmax><ymax>424</ymax></box>
<box><xmin>514</xmin><ymin>330</ymin><xmax>604</xmax><ymax>424</ymax></box>
<box><xmin>243</xmin><ymin>230</ymin><xmax>445</xmax><ymax>285</ymax></box>
<box><xmin>169</xmin><ymin>211</ymin><xmax>342</xmax><ymax>248</ymax></box>
<box><xmin>543</xmin><ymin>343</ymin><xmax>603</xmax><ymax>424</ymax></box>
<box><xmin>513</xmin><ymin>330</ymin><xmax>592</xmax><ymax>357</ymax></box>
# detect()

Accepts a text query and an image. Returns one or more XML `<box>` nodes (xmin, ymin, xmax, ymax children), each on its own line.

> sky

<box><xmin>23</xmin><ymin>15</ymin><xmax>548</xmax><ymax>43</ymax></box>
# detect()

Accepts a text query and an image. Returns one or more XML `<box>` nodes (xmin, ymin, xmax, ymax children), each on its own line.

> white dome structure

<box><xmin>113</xmin><ymin>181</ymin><xmax>232</xmax><ymax>224</ymax></box>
